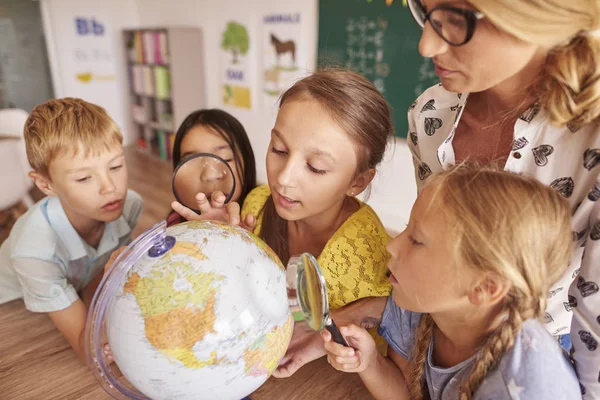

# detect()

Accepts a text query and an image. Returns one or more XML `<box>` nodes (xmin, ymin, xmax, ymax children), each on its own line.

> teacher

<box><xmin>406</xmin><ymin>0</ymin><xmax>600</xmax><ymax>397</ymax></box>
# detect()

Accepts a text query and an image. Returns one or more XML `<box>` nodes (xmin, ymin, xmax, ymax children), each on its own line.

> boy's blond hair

<box><xmin>24</xmin><ymin>98</ymin><xmax>123</xmax><ymax>177</ymax></box>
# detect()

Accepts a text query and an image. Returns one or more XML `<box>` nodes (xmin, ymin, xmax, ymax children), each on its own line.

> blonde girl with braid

<box><xmin>323</xmin><ymin>165</ymin><xmax>581</xmax><ymax>400</ymax></box>
<box><xmin>403</xmin><ymin>0</ymin><xmax>600</xmax><ymax>395</ymax></box>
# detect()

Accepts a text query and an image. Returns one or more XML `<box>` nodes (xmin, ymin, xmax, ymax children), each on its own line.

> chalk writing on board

<box><xmin>345</xmin><ymin>16</ymin><xmax>389</xmax><ymax>94</ymax></box>
<box><xmin>415</xmin><ymin>57</ymin><xmax>437</xmax><ymax>97</ymax></box>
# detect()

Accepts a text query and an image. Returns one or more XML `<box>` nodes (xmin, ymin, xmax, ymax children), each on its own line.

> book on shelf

<box><xmin>134</xmin><ymin>31</ymin><xmax>144</xmax><ymax>63</ymax></box>
<box><xmin>126</xmin><ymin>27</ymin><xmax>203</xmax><ymax>162</ymax></box>
<box><xmin>142</xmin><ymin>32</ymin><xmax>155</xmax><ymax>64</ymax></box>
<box><xmin>127</xmin><ymin>29</ymin><xmax>169</xmax><ymax>66</ymax></box>
<box><xmin>141</xmin><ymin>65</ymin><xmax>155</xmax><ymax>96</ymax></box>
<box><xmin>154</xmin><ymin>66</ymin><xmax>170</xmax><ymax>99</ymax></box>
<box><xmin>157</xmin><ymin>131</ymin><xmax>167</xmax><ymax>160</ymax></box>
<box><xmin>156</xmin><ymin>131</ymin><xmax>175</xmax><ymax>161</ymax></box>
<box><xmin>131</xmin><ymin>65</ymin><xmax>144</xmax><ymax>94</ymax></box>
<box><xmin>131</xmin><ymin>104</ymin><xmax>147</xmax><ymax>124</ymax></box>
<box><xmin>155</xmin><ymin>31</ymin><xmax>169</xmax><ymax>65</ymax></box>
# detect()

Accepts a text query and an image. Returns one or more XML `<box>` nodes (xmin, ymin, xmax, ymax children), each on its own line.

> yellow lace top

<box><xmin>241</xmin><ymin>185</ymin><xmax>392</xmax><ymax>310</ymax></box>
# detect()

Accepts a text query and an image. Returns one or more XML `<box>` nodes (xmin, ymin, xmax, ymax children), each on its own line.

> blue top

<box><xmin>0</xmin><ymin>190</ymin><xmax>143</xmax><ymax>312</ymax></box>
<box><xmin>378</xmin><ymin>295</ymin><xmax>581</xmax><ymax>400</ymax></box>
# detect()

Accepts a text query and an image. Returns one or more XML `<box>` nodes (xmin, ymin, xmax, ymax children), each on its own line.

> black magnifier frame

<box><xmin>171</xmin><ymin>152</ymin><xmax>237</xmax><ymax>214</ymax></box>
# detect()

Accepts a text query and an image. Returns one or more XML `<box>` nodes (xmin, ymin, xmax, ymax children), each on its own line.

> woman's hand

<box><xmin>323</xmin><ymin>324</ymin><xmax>378</xmax><ymax>373</ymax></box>
<box><xmin>171</xmin><ymin>191</ymin><xmax>242</xmax><ymax>225</ymax></box>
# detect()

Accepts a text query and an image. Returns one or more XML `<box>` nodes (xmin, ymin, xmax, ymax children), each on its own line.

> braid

<box><xmin>459</xmin><ymin>297</ymin><xmax>538</xmax><ymax>400</ymax></box>
<box><xmin>408</xmin><ymin>314</ymin><xmax>435</xmax><ymax>400</ymax></box>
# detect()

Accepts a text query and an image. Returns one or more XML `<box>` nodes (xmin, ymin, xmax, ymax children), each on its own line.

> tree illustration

<box><xmin>221</xmin><ymin>22</ymin><xmax>249</xmax><ymax>64</ymax></box>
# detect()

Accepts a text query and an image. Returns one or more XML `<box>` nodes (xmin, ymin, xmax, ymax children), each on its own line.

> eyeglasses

<box><xmin>407</xmin><ymin>0</ymin><xmax>485</xmax><ymax>46</ymax></box>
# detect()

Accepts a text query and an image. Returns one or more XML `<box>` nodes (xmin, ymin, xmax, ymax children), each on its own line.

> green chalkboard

<box><xmin>317</xmin><ymin>0</ymin><xmax>439</xmax><ymax>138</ymax></box>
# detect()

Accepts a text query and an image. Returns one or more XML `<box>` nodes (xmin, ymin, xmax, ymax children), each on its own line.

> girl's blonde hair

<box><xmin>408</xmin><ymin>165</ymin><xmax>573</xmax><ymax>400</ymax></box>
<box><xmin>470</xmin><ymin>0</ymin><xmax>600</xmax><ymax>128</ymax></box>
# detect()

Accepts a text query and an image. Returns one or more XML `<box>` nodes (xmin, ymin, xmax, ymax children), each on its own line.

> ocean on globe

<box><xmin>92</xmin><ymin>220</ymin><xmax>293</xmax><ymax>400</ymax></box>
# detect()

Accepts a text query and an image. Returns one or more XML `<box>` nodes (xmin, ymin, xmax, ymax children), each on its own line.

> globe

<box><xmin>86</xmin><ymin>220</ymin><xmax>293</xmax><ymax>400</ymax></box>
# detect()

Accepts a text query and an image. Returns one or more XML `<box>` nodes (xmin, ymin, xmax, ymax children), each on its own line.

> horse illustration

<box><xmin>270</xmin><ymin>33</ymin><xmax>296</xmax><ymax>65</ymax></box>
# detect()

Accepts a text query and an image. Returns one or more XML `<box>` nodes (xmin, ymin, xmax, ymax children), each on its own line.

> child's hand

<box><xmin>103</xmin><ymin>343</ymin><xmax>115</xmax><ymax>364</ymax></box>
<box><xmin>239</xmin><ymin>213</ymin><xmax>257</xmax><ymax>232</ymax></box>
<box><xmin>322</xmin><ymin>324</ymin><xmax>378</xmax><ymax>373</ymax></box>
<box><xmin>273</xmin><ymin>321</ymin><xmax>327</xmax><ymax>378</ymax></box>
<box><xmin>171</xmin><ymin>191</ymin><xmax>242</xmax><ymax>225</ymax></box>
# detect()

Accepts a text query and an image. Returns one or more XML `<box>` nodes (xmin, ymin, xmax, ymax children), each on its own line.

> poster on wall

<box><xmin>261</xmin><ymin>12</ymin><xmax>307</xmax><ymax>110</ymax></box>
<box><xmin>72</xmin><ymin>17</ymin><xmax>117</xmax><ymax>85</ymax></box>
<box><xmin>220</xmin><ymin>20</ymin><xmax>254</xmax><ymax>109</ymax></box>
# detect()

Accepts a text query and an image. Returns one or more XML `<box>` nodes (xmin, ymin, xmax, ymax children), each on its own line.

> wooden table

<box><xmin>0</xmin><ymin>300</ymin><xmax>373</xmax><ymax>400</ymax></box>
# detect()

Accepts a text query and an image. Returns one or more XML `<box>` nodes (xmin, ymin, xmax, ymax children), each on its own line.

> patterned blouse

<box><xmin>408</xmin><ymin>83</ymin><xmax>600</xmax><ymax>399</ymax></box>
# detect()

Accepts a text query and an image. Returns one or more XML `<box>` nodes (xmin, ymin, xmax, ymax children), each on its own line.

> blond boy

<box><xmin>0</xmin><ymin>98</ymin><xmax>143</xmax><ymax>360</ymax></box>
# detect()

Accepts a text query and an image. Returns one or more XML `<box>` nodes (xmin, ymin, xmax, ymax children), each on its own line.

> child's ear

<box><xmin>467</xmin><ymin>275</ymin><xmax>511</xmax><ymax>307</ymax></box>
<box><xmin>347</xmin><ymin>168</ymin><xmax>376</xmax><ymax>197</ymax></box>
<box><xmin>29</xmin><ymin>171</ymin><xmax>56</xmax><ymax>197</ymax></box>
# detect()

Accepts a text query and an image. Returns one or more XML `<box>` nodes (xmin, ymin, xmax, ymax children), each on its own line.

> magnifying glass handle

<box><xmin>325</xmin><ymin>319</ymin><xmax>349</xmax><ymax>347</ymax></box>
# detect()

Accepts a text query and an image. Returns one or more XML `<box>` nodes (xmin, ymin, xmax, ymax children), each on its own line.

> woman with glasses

<box><xmin>403</xmin><ymin>0</ymin><xmax>600</xmax><ymax>398</ymax></box>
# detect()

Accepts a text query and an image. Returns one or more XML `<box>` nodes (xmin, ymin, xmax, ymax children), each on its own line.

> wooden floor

<box><xmin>0</xmin><ymin>147</ymin><xmax>373</xmax><ymax>400</ymax></box>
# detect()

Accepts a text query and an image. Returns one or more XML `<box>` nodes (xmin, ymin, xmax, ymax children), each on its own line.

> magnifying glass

<box><xmin>286</xmin><ymin>253</ymin><xmax>349</xmax><ymax>347</ymax></box>
<box><xmin>172</xmin><ymin>153</ymin><xmax>237</xmax><ymax>213</ymax></box>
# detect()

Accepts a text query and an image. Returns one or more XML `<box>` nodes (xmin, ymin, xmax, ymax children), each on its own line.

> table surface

<box><xmin>0</xmin><ymin>299</ymin><xmax>374</xmax><ymax>400</ymax></box>
<box><xmin>0</xmin><ymin>147</ymin><xmax>374</xmax><ymax>399</ymax></box>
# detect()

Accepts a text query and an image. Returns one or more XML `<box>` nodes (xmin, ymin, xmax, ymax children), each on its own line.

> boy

<box><xmin>0</xmin><ymin>98</ymin><xmax>143</xmax><ymax>361</ymax></box>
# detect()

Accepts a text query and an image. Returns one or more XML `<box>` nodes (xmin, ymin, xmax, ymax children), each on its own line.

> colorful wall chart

<box><xmin>261</xmin><ymin>12</ymin><xmax>307</xmax><ymax>109</ymax></box>
<box><xmin>221</xmin><ymin>20</ymin><xmax>253</xmax><ymax>109</ymax></box>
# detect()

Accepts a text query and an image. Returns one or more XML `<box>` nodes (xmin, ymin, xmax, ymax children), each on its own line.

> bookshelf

<box><xmin>123</xmin><ymin>27</ymin><xmax>205</xmax><ymax>161</ymax></box>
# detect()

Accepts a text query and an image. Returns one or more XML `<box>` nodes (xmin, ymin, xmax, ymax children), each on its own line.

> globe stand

<box><xmin>148</xmin><ymin>235</ymin><xmax>176</xmax><ymax>258</ymax></box>
<box><xmin>85</xmin><ymin>220</ymin><xmax>170</xmax><ymax>400</ymax></box>
<box><xmin>85</xmin><ymin>219</ymin><xmax>293</xmax><ymax>400</ymax></box>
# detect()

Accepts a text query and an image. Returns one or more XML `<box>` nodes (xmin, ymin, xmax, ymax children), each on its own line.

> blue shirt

<box><xmin>0</xmin><ymin>190</ymin><xmax>142</xmax><ymax>312</ymax></box>
<box><xmin>378</xmin><ymin>295</ymin><xmax>581</xmax><ymax>400</ymax></box>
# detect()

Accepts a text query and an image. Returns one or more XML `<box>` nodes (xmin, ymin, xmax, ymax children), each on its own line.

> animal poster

<box><xmin>262</xmin><ymin>12</ymin><xmax>307</xmax><ymax>110</ymax></box>
<box><xmin>220</xmin><ymin>20</ymin><xmax>254</xmax><ymax>109</ymax></box>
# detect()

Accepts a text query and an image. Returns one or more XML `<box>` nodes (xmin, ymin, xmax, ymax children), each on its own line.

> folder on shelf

<box><xmin>142</xmin><ymin>65</ymin><xmax>155</xmax><ymax>96</ymax></box>
<box><xmin>154</xmin><ymin>66</ymin><xmax>170</xmax><ymax>99</ymax></box>
<box><xmin>153</xmin><ymin>31</ymin><xmax>162</xmax><ymax>65</ymax></box>
<box><xmin>132</xmin><ymin>104</ymin><xmax>147</xmax><ymax>124</ymax></box>
<box><xmin>158</xmin><ymin>31</ymin><xmax>169</xmax><ymax>64</ymax></box>
<box><xmin>158</xmin><ymin>130</ymin><xmax>167</xmax><ymax>161</ymax></box>
<box><xmin>134</xmin><ymin>31</ymin><xmax>144</xmax><ymax>63</ymax></box>
<box><xmin>143</xmin><ymin>31</ymin><xmax>155</xmax><ymax>64</ymax></box>
<box><xmin>132</xmin><ymin>65</ymin><xmax>144</xmax><ymax>95</ymax></box>
<box><xmin>125</xmin><ymin>33</ymin><xmax>137</xmax><ymax>62</ymax></box>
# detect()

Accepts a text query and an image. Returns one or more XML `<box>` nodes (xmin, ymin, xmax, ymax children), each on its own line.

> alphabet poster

<box><xmin>261</xmin><ymin>12</ymin><xmax>308</xmax><ymax>111</ymax></box>
<box><xmin>220</xmin><ymin>19</ymin><xmax>254</xmax><ymax>109</ymax></box>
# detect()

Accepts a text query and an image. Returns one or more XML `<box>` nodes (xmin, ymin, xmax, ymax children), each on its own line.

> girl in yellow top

<box><xmin>241</xmin><ymin>185</ymin><xmax>391</xmax><ymax>310</ymax></box>
<box><xmin>173</xmin><ymin>69</ymin><xmax>394</xmax><ymax>377</ymax></box>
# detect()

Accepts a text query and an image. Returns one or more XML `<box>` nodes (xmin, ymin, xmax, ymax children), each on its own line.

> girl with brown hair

<box><xmin>173</xmin><ymin>68</ymin><xmax>396</xmax><ymax>377</ymax></box>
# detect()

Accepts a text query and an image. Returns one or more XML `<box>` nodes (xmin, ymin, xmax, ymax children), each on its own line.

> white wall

<box><xmin>135</xmin><ymin>0</ymin><xmax>417</xmax><ymax>232</ymax></box>
<box><xmin>42</xmin><ymin>0</ymin><xmax>417</xmax><ymax>232</ymax></box>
